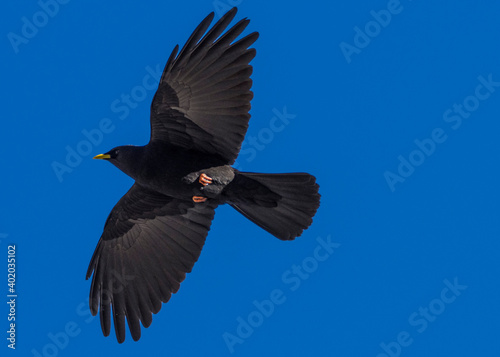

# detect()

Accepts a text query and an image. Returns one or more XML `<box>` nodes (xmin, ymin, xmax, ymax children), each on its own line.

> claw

<box><xmin>192</xmin><ymin>196</ymin><xmax>207</xmax><ymax>203</ymax></box>
<box><xmin>199</xmin><ymin>173</ymin><xmax>213</xmax><ymax>186</ymax></box>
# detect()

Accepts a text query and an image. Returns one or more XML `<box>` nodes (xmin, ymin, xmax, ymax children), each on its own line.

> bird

<box><xmin>86</xmin><ymin>7</ymin><xmax>320</xmax><ymax>343</ymax></box>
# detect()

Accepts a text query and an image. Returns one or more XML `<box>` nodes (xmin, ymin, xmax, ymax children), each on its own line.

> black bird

<box><xmin>87</xmin><ymin>7</ymin><xmax>320</xmax><ymax>343</ymax></box>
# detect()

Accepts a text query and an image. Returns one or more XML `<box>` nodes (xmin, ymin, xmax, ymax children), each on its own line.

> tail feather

<box><xmin>226</xmin><ymin>172</ymin><xmax>320</xmax><ymax>240</ymax></box>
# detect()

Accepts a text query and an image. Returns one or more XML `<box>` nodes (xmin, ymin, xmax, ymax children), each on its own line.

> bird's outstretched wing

<box><xmin>86</xmin><ymin>183</ymin><xmax>217</xmax><ymax>343</ymax></box>
<box><xmin>150</xmin><ymin>7</ymin><xmax>259</xmax><ymax>164</ymax></box>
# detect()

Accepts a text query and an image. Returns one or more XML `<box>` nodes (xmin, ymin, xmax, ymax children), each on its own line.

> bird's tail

<box><xmin>225</xmin><ymin>172</ymin><xmax>320</xmax><ymax>240</ymax></box>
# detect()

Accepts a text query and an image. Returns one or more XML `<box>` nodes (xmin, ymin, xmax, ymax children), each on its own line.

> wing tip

<box><xmin>226</xmin><ymin>7</ymin><xmax>238</xmax><ymax>17</ymax></box>
<box><xmin>206</xmin><ymin>11</ymin><xmax>216</xmax><ymax>23</ymax></box>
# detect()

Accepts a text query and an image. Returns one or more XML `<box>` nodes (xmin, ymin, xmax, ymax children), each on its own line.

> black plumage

<box><xmin>86</xmin><ymin>7</ymin><xmax>320</xmax><ymax>343</ymax></box>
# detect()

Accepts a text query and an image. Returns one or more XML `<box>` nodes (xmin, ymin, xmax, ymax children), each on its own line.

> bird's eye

<box><xmin>114</xmin><ymin>149</ymin><xmax>120</xmax><ymax>156</ymax></box>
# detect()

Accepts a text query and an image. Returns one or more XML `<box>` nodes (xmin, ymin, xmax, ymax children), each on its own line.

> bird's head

<box><xmin>93</xmin><ymin>145</ymin><xmax>143</xmax><ymax>179</ymax></box>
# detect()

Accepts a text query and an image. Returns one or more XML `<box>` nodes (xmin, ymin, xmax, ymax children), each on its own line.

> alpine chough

<box><xmin>86</xmin><ymin>7</ymin><xmax>320</xmax><ymax>343</ymax></box>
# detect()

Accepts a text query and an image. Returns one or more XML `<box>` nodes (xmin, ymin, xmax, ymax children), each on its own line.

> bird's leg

<box><xmin>198</xmin><ymin>173</ymin><xmax>213</xmax><ymax>186</ymax></box>
<box><xmin>192</xmin><ymin>196</ymin><xmax>207</xmax><ymax>203</ymax></box>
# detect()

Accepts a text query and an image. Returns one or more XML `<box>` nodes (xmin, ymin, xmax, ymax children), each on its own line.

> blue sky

<box><xmin>2</xmin><ymin>0</ymin><xmax>500</xmax><ymax>356</ymax></box>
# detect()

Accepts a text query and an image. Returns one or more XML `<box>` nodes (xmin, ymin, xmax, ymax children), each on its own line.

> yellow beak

<box><xmin>93</xmin><ymin>154</ymin><xmax>111</xmax><ymax>160</ymax></box>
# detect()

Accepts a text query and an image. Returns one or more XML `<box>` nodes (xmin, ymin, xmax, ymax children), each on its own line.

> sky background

<box><xmin>2</xmin><ymin>0</ymin><xmax>500</xmax><ymax>356</ymax></box>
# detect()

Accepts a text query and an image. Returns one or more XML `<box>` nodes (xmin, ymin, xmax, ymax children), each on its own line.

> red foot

<box><xmin>199</xmin><ymin>173</ymin><xmax>212</xmax><ymax>186</ymax></box>
<box><xmin>192</xmin><ymin>196</ymin><xmax>207</xmax><ymax>203</ymax></box>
